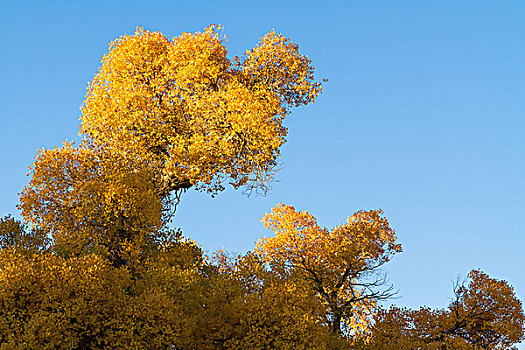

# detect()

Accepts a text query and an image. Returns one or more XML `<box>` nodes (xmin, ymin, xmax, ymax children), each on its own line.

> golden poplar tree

<box><xmin>256</xmin><ymin>203</ymin><xmax>402</xmax><ymax>339</ymax></box>
<box><xmin>19</xmin><ymin>25</ymin><xmax>322</xmax><ymax>265</ymax></box>
<box><xmin>80</xmin><ymin>25</ymin><xmax>322</xmax><ymax>196</ymax></box>
<box><xmin>366</xmin><ymin>270</ymin><xmax>525</xmax><ymax>349</ymax></box>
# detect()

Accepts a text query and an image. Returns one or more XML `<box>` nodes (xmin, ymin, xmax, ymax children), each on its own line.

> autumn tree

<box><xmin>367</xmin><ymin>269</ymin><xmax>525</xmax><ymax>350</ymax></box>
<box><xmin>4</xmin><ymin>25</ymin><xmax>329</xmax><ymax>350</ymax></box>
<box><xmin>80</xmin><ymin>25</ymin><xmax>322</xmax><ymax>197</ymax></box>
<box><xmin>19</xmin><ymin>25</ymin><xmax>322</xmax><ymax>266</ymax></box>
<box><xmin>256</xmin><ymin>203</ymin><xmax>402</xmax><ymax>340</ymax></box>
<box><xmin>208</xmin><ymin>251</ymin><xmax>341</xmax><ymax>350</ymax></box>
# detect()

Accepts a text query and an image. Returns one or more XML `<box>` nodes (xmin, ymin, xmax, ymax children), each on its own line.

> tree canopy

<box><xmin>1</xmin><ymin>25</ymin><xmax>523</xmax><ymax>349</ymax></box>
<box><xmin>19</xmin><ymin>25</ymin><xmax>321</xmax><ymax>268</ymax></box>
<box><xmin>80</xmin><ymin>25</ymin><xmax>321</xmax><ymax>196</ymax></box>
<box><xmin>366</xmin><ymin>270</ymin><xmax>525</xmax><ymax>349</ymax></box>
<box><xmin>257</xmin><ymin>204</ymin><xmax>401</xmax><ymax>337</ymax></box>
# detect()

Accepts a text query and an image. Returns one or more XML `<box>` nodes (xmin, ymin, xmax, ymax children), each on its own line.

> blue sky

<box><xmin>1</xmin><ymin>0</ymin><xmax>524</xmax><ymax>316</ymax></box>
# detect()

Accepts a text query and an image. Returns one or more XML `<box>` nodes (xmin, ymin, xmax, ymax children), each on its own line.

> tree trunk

<box><xmin>331</xmin><ymin>307</ymin><xmax>342</xmax><ymax>335</ymax></box>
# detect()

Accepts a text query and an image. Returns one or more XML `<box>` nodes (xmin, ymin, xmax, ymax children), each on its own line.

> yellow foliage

<box><xmin>0</xmin><ymin>250</ymin><xmax>132</xmax><ymax>349</ymax></box>
<box><xmin>257</xmin><ymin>204</ymin><xmax>402</xmax><ymax>339</ymax></box>
<box><xmin>19</xmin><ymin>24</ymin><xmax>322</xmax><ymax>268</ymax></box>
<box><xmin>209</xmin><ymin>252</ymin><xmax>339</xmax><ymax>350</ymax></box>
<box><xmin>0</xmin><ymin>215</ymin><xmax>50</xmax><ymax>253</ymax></box>
<box><xmin>19</xmin><ymin>143</ymin><xmax>162</xmax><ymax>266</ymax></box>
<box><xmin>0</xmin><ymin>236</ymin><xmax>210</xmax><ymax>349</ymax></box>
<box><xmin>80</xmin><ymin>25</ymin><xmax>322</xmax><ymax>195</ymax></box>
<box><xmin>367</xmin><ymin>270</ymin><xmax>525</xmax><ymax>349</ymax></box>
<box><xmin>5</xmin><ymin>24</ymin><xmax>523</xmax><ymax>350</ymax></box>
<box><xmin>452</xmin><ymin>269</ymin><xmax>525</xmax><ymax>349</ymax></box>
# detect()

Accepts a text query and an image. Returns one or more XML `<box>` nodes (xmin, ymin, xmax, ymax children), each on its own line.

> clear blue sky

<box><xmin>1</xmin><ymin>0</ymin><xmax>524</xmax><ymax>316</ymax></box>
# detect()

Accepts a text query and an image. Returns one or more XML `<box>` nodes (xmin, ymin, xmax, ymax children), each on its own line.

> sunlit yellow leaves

<box><xmin>258</xmin><ymin>204</ymin><xmax>401</xmax><ymax>276</ymax></box>
<box><xmin>256</xmin><ymin>204</ymin><xmax>401</xmax><ymax>339</ymax></box>
<box><xmin>239</xmin><ymin>30</ymin><xmax>322</xmax><ymax>108</ymax></box>
<box><xmin>80</xmin><ymin>25</ymin><xmax>322</xmax><ymax>195</ymax></box>
<box><xmin>20</xmin><ymin>24</ymin><xmax>322</xmax><ymax>269</ymax></box>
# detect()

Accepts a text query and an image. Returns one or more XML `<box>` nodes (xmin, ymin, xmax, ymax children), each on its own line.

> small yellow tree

<box><xmin>367</xmin><ymin>270</ymin><xmax>525</xmax><ymax>349</ymax></box>
<box><xmin>256</xmin><ymin>204</ymin><xmax>402</xmax><ymax>339</ymax></box>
